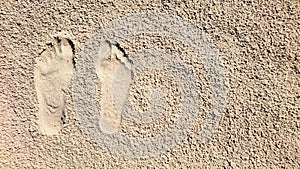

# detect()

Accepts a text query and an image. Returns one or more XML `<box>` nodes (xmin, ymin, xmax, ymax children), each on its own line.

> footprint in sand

<box><xmin>34</xmin><ymin>37</ymin><xmax>74</xmax><ymax>135</ymax></box>
<box><xmin>95</xmin><ymin>41</ymin><xmax>132</xmax><ymax>134</ymax></box>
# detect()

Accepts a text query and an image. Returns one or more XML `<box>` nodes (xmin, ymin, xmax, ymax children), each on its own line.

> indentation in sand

<box><xmin>34</xmin><ymin>37</ymin><xmax>74</xmax><ymax>135</ymax></box>
<box><xmin>95</xmin><ymin>41</ymin><xmax>132</xmax><ymax>134</ymax></box>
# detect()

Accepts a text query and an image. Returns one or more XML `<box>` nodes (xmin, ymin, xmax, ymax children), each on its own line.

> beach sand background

<box><xmin>1</xmin><ymin>0</ymin><xmax>299</xmax><ymax>168</ymax></box>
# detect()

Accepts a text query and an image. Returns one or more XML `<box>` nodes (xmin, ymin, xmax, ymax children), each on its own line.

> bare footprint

<box><xmin>96</xmin><ymin>41</ymin><xmax>132</xmax><ymax>134</ymax></box>
<box><xmin>34</xmin><ymin>37</ymin><xmax>74</xmax><ymax>135</ymax></box>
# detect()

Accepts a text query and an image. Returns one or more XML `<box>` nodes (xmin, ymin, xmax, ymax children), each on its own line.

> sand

<box><xmin>0</xmin><ymin>0</ymin><xmax>299</xmax><ymax>168</ymax></box>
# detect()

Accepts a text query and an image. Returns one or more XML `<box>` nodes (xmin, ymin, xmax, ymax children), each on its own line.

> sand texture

<box><xmin>1</xmin><ymin>0</ymin><xmax>299</xmax><ymax>168</ymax></box>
